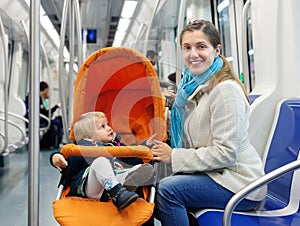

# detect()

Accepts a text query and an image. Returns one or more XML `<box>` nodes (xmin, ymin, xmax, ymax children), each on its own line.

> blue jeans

<box><xmin>156</xmin><ymin>173</ymin><xmax>260</xmax><ymax>226</ymax></box>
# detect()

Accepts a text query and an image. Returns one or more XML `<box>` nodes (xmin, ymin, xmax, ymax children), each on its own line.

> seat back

<box><xmin>262</xmin><ymin>99</ymin><xmax>300</xmax><ymax>209</ymax></box>
<box><xmin>194</xmin><ymin>99</ymin><xmax>300</xmax><ymax>225</ymax></box>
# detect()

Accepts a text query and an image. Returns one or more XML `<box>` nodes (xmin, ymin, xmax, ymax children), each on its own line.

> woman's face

<box><xmin>181</xmin><ymin>30</ymin><xmax>221</xmax><ymax>75</ymax></box>
<box><xmin>40</xmin><ymin>88</ymin><xmax>49</xmax><ymax>99</ymax></box>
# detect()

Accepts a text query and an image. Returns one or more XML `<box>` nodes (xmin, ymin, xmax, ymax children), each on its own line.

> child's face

<box><xmin>91</xmin><ymin>117</ymin><xmax>114</xmax><ymax>143</ymax></box>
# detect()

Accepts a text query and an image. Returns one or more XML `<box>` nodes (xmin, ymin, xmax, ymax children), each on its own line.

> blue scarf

<box><xmin>170</xmin><ymin>56</ymin><xmax>224</xmax><ymax>148</ymax></box>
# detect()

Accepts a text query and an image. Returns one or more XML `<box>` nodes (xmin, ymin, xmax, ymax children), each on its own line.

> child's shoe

<box><xmin>108</xmin><ymin>184</ymin><xmax>139</xmax><ymax>210</ymax></box>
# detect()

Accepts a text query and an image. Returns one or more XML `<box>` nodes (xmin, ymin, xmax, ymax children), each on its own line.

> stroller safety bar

<box><xmin>61</xmin><ymin>144</ymin><xmax>154</xmax><ymax>162</ymax></box>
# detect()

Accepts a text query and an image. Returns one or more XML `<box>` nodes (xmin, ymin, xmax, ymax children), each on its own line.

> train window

<box><xmin>216</xmin><ymin>0</ymin><xmax>232</xmax><ymax>60</ymax></box>
<box><xmin>186</xmin><ymin>0</ymin><xmax>212</xmax><ymax>22</ymax></box>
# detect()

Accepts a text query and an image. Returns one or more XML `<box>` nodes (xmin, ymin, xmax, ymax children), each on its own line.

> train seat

<box><xmin>248</xmin><ymin>94</ymin><xmax>261</xmax><ymax>104</ymax></box>
<box><xmin>192</xmin><ymin>98</ymin><xmax>300</xmax><ymax>226</ymax></box>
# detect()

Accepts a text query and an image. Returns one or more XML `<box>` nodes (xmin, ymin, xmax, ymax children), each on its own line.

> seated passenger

<box><xmin>25</xmin><ymin>81</ymin><xmax>63</xmax><ymax>149</ymax></box>
<box><xmin>151</xmin><ymin>20</ymin><xmax>267</xmax><ymax>225</ymax></box>
<box><xmin>50</xmin><ymin>111</ymin><xmax>155</xmax><ymax>211</ymax></box>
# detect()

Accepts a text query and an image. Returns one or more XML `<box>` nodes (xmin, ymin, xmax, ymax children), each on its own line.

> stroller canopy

<box><xmin>70</xmin><ymin>47</ymin><xmax>167</xmax><ymax>144</ymax></box>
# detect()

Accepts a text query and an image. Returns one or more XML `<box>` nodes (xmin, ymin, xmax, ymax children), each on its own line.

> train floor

<box><xmin>0</xmin><ymin>149</ymin><xmax>60</xmax><ymax>226</ymax></box>
<box><xmin>0</xmin><ymin>148</ymin><xmax>162</xmax><ymax>226</ymax></box>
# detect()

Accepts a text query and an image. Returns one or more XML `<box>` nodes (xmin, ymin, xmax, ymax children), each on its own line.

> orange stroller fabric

<box><xmin>52</xmin><ymin>47</ymin><xmax>166</xmax><ymax>226</ymax></box>
<box><xmin>53</xmin><ymin>197</ymin><xmax>155</xmax><ymax>226</ymax></box>
<box><xmin>58</xmin><ymin>143</ymin><xmax>154</xmax><ymax>162</ymax></box>
<box><xmin>53</xmin><ymin>144</ymin><xmax>155</xmax><ymax>226</ymax></box>
<box><xmin>69</xmin><ymin>46</ymin><xmax>167</xmax><ymax>144</ymax></box>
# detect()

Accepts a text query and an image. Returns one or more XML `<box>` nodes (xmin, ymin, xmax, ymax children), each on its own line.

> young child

<box><xmin>50</xmin><ymin>111</ymin><xmax>154</xmax><ymax>211</ymax></box>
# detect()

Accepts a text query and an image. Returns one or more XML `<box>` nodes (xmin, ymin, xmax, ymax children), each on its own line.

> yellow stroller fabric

<box><xmin>52</xmin><ymin>47</ymin><xmax>167</xmax><ymax>226</ymax></box>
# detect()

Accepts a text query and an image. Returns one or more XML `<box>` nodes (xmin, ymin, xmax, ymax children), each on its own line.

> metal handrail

<box><xmin>28</xmin><ymin>1</ymin><xmax>41</xmax><ymax>225</ymax></box>
<box><xmin>0</xmin><ymin>110</ymin><xmax>29</xmax><ymax>124</ymax></box>
<box><xmin>20</xmin><ymin>20</ymin><xmax>50</xmax><ymax>135</ymax></box>
<box><xmin>74</xmin><ymin>0</ymin><xmax>82</xmax><ymax>67</ymax></box>
<box><xmin>241</xmin><ymin>0</ymin><xmax>251</xmax><ymax>92</ymax></box>
<box><xmin>223</xmin><ymin>159</ymin><xmax>300</xmax><ymax>226</ymax></box>
<box><xmin>143</xmin><ymin>0</ymin><xmax>161</xmax><ymax>54</ymax></box>
<box><xmin>59</xmin><ymin>0</ymin><xmax>70</xmax><ymax>144</ymax></box>
<box><xmin>40</xmin><ymin>38</ymin><xmax>52</xmax><ymax>132</ymax></box>
<box><xmin>175</xmin><ymin>0</ymin><xmax>187</xmax><ymax>85</ymax></box>
<box><xmin>0</xmin><ymin>13</ymin><xmax>8</xmax><ymax>154</ymax></box>
<box><xmin>59</xmin><ymin>0</ymin><xmax>82</xmax><ymax>144</ymax></box>
<box><xmin>0</xmin><ymin>110</ymin><xmax>50</xmax><ymax>134</ymax></box>
<box><xmin>0</xmin><ymin>117</ymin><xmax>28</xmax><ymax>149</ymax></box>
<box><xmin>0</xmin><ymin>132</ymin><xmax>4</xmax><ymax>144</ymax></box>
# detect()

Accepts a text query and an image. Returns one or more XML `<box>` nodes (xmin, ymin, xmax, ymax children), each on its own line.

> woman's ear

<box><xmin>215</xmin><ymin>44</ymin><xmax>221</xmax><ymax>57</ymax></box>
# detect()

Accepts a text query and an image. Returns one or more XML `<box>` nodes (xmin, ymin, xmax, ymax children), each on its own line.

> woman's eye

<box><xmin>196</xmin><ymin>44</ymin><xmax>206</xmax><ymax>49</ymax></box>
<box><xmin>183</xmin><ymin>46</ymin><xmax>191</xmax><ymax>51</ymax></box>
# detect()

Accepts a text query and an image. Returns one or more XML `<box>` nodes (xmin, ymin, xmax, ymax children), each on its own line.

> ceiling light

<box><xmin>121</xmin><ymin>1</ymin><xmax>138</xmax><ymax>19</ymax></box>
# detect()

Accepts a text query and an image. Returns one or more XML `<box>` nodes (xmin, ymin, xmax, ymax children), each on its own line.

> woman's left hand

<box><xmin>151</xmin><ymin>140</ymin><xmax>172</xmax><ymax>163</ymax></box>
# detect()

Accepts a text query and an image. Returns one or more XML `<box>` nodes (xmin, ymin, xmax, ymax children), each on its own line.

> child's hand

<box><xmin>113</xmin><ymin>161</ymin><xmax>124</xmax><ymax>170</ymax></box>
<box><xmin>52</xmin><ymin>153</ymin><xmax>68</xmax><ymax>171</ymax></box>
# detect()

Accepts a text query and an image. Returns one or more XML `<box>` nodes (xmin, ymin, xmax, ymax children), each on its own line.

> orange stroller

<box><xmin>52</xmin><ymin>47</ymin><xmax>167</xmax><ymax>226</ymax></box>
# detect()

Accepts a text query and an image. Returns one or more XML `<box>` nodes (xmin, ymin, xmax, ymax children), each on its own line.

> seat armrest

<box><xmin>223</xmin><ymin>159</ymin><xmax>300</xmax><ymax>226</ymax></box>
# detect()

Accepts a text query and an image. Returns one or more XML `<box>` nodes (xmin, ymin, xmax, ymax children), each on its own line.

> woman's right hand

<box><xmin>162</xmin><ymin>90</ymin><xmax>176</xmax><ymax>101</ymax></box>
<box><xmin>151</xmin><ymin>140</ymin><xmax>173</xmax><ymax>164</ymax></box>
<box><xmin>52</xmin><ymin>153</ymin><xmax>68</xmax><ymax>171</ymax></box>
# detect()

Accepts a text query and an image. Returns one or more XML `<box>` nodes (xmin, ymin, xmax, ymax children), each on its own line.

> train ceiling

<box><xmin>41</xmin><ymin>0</ymin><xmax>125</xmax><ymax>50</ymax></box>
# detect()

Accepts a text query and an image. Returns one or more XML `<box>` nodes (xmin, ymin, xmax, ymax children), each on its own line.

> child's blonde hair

<box><xmin>74</xmin><ymin>111</ymin><xmax>107</xmax><ymax>142</ymax></box>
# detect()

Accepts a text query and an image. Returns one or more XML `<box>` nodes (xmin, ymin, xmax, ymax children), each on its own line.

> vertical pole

<box><xmin>175</xmin><ymin>0</ymin><xmax>187</xmax><ymax>85</ymax></box>
<box><xmin>28</xmin><ymin>0</ymin><xmax>40</xmax><ymax>225</ymax></box>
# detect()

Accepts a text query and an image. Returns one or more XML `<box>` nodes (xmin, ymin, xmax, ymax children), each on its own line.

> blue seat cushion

<box><xmin>198</xmin><ymin>209</ymin><xmax>300</xmax><ymax>226</ymax></box>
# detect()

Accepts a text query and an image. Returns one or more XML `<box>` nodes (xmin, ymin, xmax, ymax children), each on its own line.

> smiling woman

<box><xmin>152</xmin><ymin>20</ymin><xmax>266</xmax><ymax>226</ymax></box>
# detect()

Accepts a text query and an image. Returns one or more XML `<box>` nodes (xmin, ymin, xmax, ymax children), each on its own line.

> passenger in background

<box><xmin>151</xmin><ymin>20</ymin><xmax>267</xmax><ymax>226</ymax></box>
<box><xmin>162</xmin><ymin>72</ymin><xmax>177</xmax><ymax>109</ymax></box>
<box><xmin>146</xmin><ymin>50</ymin><xmax>159</xmax><ymax>74</ymax></box>
<box><xmin>50</xmin><ymin>111</ymin><xmax>154</xmax><ymax>211</ymax></box>
<box><xmin>25</xmin><ymin>81</ymin><xmax>63</xmax><ymax>149</ymax></box>
<box><xmin>146</xmin><ymin>50</ymin><xmax>158</xmax><ymax>66</ymax></box>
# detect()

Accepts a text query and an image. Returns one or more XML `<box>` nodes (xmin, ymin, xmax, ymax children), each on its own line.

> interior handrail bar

<box><xmin>0</xmin><ymin>117</ymin><xmax>28</xmax><ymax>148</ymax></box>
<box><xmin>175</xmin><ymin>0</ymin><xmax>187</xmax><ymax>85</ymax></box>
<box><xmin>0</xmin><ymin>13</ymin><xmax>8</xmax><ymax>154</ymax></box>
<box><xmin>241</xmin><ymin>0</ymin><xmax>251</xmax><ymax>92</ymax></box>
<box><xmin>21</xmin><ymin>20</ymin><xmax>52</xmax><ymax>132</ymax></box>
<box><xmin>59</xmin><ymin>0</ymin><xmax>82</xmax><ymax>144</ymax></box>
<box><xmin>0</xmin><ymin>110</ymin><xmax>50</xmax><ymax>134</ymax></box>
<box><xmin>223</xmin><ymin>159</ymin><xmax>300</xmax><ymax>226</ymax></box>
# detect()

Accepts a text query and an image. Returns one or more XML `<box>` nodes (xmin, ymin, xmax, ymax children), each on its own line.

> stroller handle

<box><xmin>60</xmin><ymin>144</ymin><xmax>154</xmax><ymax>162</ymax></box>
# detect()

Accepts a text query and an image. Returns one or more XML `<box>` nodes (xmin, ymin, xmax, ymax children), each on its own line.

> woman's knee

<box><xmin>157</xmin><ymin>176</ymin><xmax>177</xmax><ymax>200</ymax></box>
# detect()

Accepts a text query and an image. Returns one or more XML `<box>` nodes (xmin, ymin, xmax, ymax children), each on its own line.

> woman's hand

<box><xmin>162</xmin><ymin>90</ymin><xmax>176</xmax><ymax>101</ymax></box>
<box><xmin>151</xmin><ymin>140</ymin><xmax>172</xmax><ymax>163</ymax></box>
<box><xmin>52</xmin><ymin>153</ymin><xmax>68</xmax><ymax>171</ymax></box>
